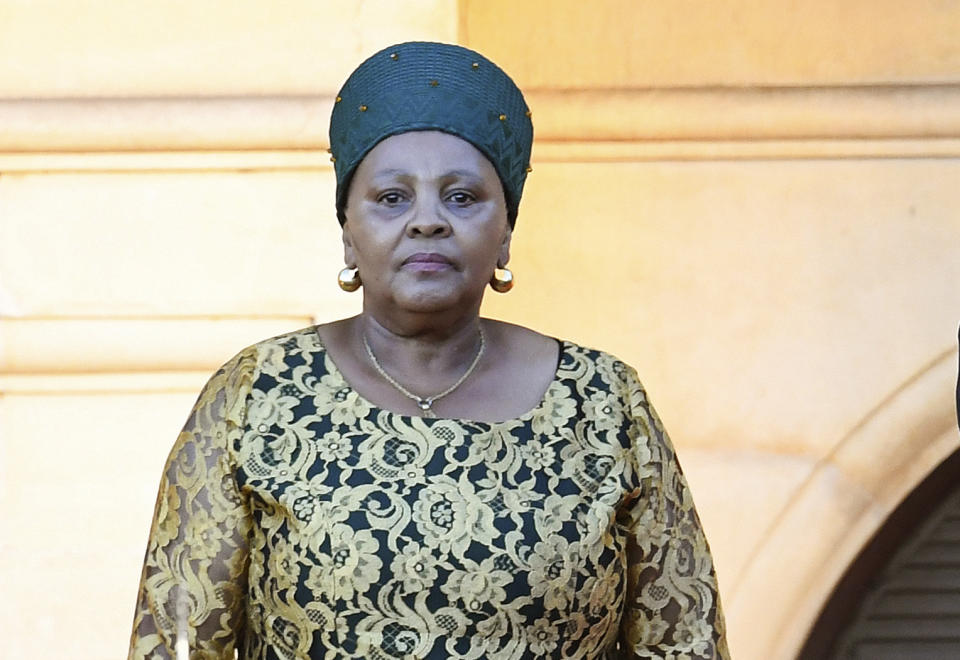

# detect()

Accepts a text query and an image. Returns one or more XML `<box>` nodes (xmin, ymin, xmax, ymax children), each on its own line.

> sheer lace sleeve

<box><xmin>619</xmin><ymin>373</ymin><xmax>730</xmax><ymax>660</ymax></box>
<box><xmin>129</xmin><ymin>348</ymin><xmax>256</xmax><ymax>660</ymax></box>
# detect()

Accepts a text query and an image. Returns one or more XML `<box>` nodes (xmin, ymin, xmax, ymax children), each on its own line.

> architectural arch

<box><xmin>726</xmin><ymin>348</ymin><xmax>960</xmax><ymax>659</ymax></box>
<box><xmin>799</xmin><ymin>445</ymin><xmax>960</xmax><ymax>658</ymax></box>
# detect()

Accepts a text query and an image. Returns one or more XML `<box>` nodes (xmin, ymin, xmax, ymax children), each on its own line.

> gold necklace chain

<box><xmin>362</xmin><ymin>326</ymin><xmax>485</xmax><ymax>418</ymax></box>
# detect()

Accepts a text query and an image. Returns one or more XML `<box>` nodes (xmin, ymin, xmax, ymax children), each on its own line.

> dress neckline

<box><xmin>310</xmin><ymin>326</ymin><xmax>569</xmax><ymax>427</ymax></box>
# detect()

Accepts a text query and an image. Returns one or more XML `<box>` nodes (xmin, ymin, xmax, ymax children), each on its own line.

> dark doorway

<box><xmin>799</xmin><ymin>448</ymin><xmax>960</xmax><ymax>659</ymax></box>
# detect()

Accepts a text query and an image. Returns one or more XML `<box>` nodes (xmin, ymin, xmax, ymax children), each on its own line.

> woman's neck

<box><xmin>355</xmin><ymin>312</ymin><xmax>485</xmax><ymax>382</ymax></box>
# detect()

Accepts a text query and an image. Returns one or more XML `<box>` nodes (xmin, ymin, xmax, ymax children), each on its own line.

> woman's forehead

<box><xmin>357</xmin><ymin>131</ymin><xmax>497</xmax><ymax>180</ymax></box>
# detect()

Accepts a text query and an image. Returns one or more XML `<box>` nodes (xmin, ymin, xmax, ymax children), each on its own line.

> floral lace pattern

<box><xmin>130</xmin><ymin>327</ymin><xmax>729</xmax><ymax>659</ymax></box>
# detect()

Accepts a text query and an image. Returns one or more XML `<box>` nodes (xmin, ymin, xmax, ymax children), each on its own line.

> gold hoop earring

<box><xmin>489</xmin><ymin>267</ymin><xmax>514</xmax><ymax>293</ymax></box>
<box><xmin>337</xmin><ymin>267</ymin><xmax>361</xmax><ymax>292</ymax></box>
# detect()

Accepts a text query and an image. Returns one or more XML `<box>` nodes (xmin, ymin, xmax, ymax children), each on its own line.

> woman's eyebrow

<box><xmin>370</xmin><ymin>168</ymin><xmax>409</xmax><ymax>179</ymax></box>
<box><xmin>370</xmin><ymin>169</ymin><xmax>485</xmax><ymax>185</ymax></box>
<box><xmin>440</xmin><ymin>170</ymin><xmax>485</xmax><ymax>183</ymax></box>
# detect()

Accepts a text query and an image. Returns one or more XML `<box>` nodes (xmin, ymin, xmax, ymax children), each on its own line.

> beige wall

<box><xmin>1</xmin><ymin>1</ymin><xmax>959</xmax><ymax>658</ymax></box>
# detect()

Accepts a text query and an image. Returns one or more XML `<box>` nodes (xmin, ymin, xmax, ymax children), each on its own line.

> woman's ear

<box><xmin>498</xmin><ymin>226</ymin><xmax>512</xmax><ymax>268</ymax></box>
<box><xmin>341</xmin><ymin>223</ymin><xmax>356</xmax><ymax>267</ymax></box>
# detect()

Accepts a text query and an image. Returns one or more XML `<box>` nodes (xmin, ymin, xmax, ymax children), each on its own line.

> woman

<box><xmin>130</xmin><ymin>41</ymin><xmax>729</xmax><ymax>659</ymax></box>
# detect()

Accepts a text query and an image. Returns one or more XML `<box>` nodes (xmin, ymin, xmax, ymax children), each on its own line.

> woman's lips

<box><xmin>402</xmin><ymin>253</ymin><xmax>454</xmax><ymax>271</ymax></box>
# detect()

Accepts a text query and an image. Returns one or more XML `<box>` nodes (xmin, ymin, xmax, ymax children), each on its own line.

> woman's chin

<box><xmin>388</xmin><ymin>283</ymin><xmax>480</xmax><ymax>315</ymax></box>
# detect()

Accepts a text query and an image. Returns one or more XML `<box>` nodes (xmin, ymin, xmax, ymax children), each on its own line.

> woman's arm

<box><xmin>619</xmin><ymin>373</ymin><xmax>730</xmax><ymax>660</ymax></box>
<box><xmin>129</xmin><ymin>350</ymin><xmax>255</xmax><ymax>660</ymax></box>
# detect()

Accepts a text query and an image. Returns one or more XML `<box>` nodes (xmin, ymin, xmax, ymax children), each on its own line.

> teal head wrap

<box><xmin>329</xmin><ymin>41</ymin><xmax>534</xmax><ymax>227</ymax></box>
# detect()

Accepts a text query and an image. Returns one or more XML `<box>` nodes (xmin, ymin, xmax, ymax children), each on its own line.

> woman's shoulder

<box><xmin>486</xmin><ymin>320</ymin><xmax>646</xmax><ymax>401</ymax></box>
<box><xmin>483</xmin><ymin>319</ymin><xmax>558</xmax><ymax>365</ymax></box>
<box><xmin>222</xmin><ymin>325</ymin><xmax>325</xmax><ymax>365</ymax></box>
<box><xmin>548</xmin><ymin>340</ymin><xmax>672</xmax><ymax>454</ymax></box>
<box><xmin>558</xmin><ymin>337</ymin><xmax>642</xmax><ymax>387</ymax></box>
<box><xmin>561</xmin><ymin>338</ymin><xmax>634</xmax><ymax>370</ymax></box>
<box><xmin>205</xmin><ymin>325</ymin><xmax>326</xmax><ymax>389</ymax></box>
<box><xmin>252</xmin><ymin>324</ymin><xmax>324</xmax><ymax>351</ymax></box>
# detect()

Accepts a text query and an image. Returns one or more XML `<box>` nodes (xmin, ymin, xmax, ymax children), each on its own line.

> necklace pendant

<box><xmin>417</xmin><ymin>399</ymin><xmax>436</xmax><ymax>418</ymax></box>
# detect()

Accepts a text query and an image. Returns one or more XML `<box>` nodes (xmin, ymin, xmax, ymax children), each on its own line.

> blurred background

<box><xmin>1</xmin><ymin>1</ymin><xmax>958</xmax><ymax>658</ymax></box>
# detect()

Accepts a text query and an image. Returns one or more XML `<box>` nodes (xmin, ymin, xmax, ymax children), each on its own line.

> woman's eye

<box><xmin>377</xmin><ymin>191</ymin><xmax>406</xmax><ymax>205</ymax></box>
<box><xmin>446</xmin><ymin>190</ymin><xmax>476</xmax><ymax>205</ymax></box>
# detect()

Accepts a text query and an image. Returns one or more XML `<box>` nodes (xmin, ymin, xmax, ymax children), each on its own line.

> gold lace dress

<box><xmin>129</xmin><ymin>327</ymin><xmax>729</xmax><ymax>659</ymax></box>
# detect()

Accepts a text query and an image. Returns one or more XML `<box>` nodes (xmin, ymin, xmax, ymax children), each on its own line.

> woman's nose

<box><xmin>406</xmin><ymin>200</ymin><xmax>451</xmax><ymax>237</ymax></box>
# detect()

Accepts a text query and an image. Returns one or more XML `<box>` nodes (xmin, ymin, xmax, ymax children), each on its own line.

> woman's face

<box><xmin>342</xmin><ymin>130</ymin><xmax>511</xmax><ymax>317</ymax></box>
